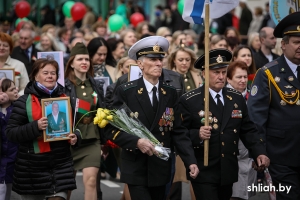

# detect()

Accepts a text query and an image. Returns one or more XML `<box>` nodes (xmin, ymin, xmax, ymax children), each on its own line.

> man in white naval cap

<box><xmin>105</xmin><ymin>36</ymin><xmax>199</xmax><ymax>200</ymax></box>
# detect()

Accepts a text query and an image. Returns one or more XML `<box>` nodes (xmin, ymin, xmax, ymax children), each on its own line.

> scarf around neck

<box><xmin>36</xmin><ymin>82</ymin><xmax>58</xmax><ymax>95</ymax></box>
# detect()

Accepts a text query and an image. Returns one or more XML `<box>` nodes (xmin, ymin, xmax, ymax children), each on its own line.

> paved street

<box><xmin>11</xmin><ymin>172</ymin><xmax>269</xmax><ymax>200</ymax></box>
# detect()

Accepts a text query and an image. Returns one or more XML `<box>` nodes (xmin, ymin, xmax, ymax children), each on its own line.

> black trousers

<box><xmin>269</xmin><ymin>163</ymin><xmax>300</xmax><ymax>200</ymax></box>
<box><xmin>128</xmin><ymin>184</ymin><xmax>166</xmax><ymax>200</ymax></box>
<box><xmin>191</xmin><ymin>182</ymin><xmax>232</xmax><ymax>200</ymax></box>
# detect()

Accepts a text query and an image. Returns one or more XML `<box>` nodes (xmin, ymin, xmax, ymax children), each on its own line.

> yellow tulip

<box><xmin>93</xmin><ymin>117</ymin><xmax>99</xmax><ymax>124</ymax></box>
<box><xmin>99</xmin><ymin>111</ymin><xmax>106</xmax><ymax>120</ymax></box>
<box><xmin>103</xmin><ymin>109</ymin><xmax>110</xmax><ymax>114</ymax></box>
<box><xmin>99</xmin><ymin>119</ymin><xmax>108</xmax><ymax>128</ymax></box>
<box><xmin>106</xmin><ymin>115</ymin><xmax>113</xmax><ymax>121</ymax></box>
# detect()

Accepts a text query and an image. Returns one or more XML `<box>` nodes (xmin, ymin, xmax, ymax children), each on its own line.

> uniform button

<box><xmin>162</xmin><ymin>132</ymin><xmax>164</xmax><ymax>136</ymax></box>
<box><xmin>234</xmin><ymin>141</ymin><xmax>236</xmax><ymax>144</ymax></box>
<box><xmin>184</xmin><ymin>78</ymin><xmax>188</xmax><ymax>82</ymax></box>
<box><xmin>161</xmin><ymin>142</ymin><xmax>164</xmax><ymax>146</ymax></box>
<box><xmin>187</xmin><ymin>86</ymin><xmax>191</xmax><ymax>90</ymax></box>
<box><xmin>83</xmin><ymin>92</ymin><xmax>86</xmax><ymax>96</ymax></box>
<box><xmin>233</xmin><ymin>152</ymin><xmax>236</xmax><ymax>155</ymax></box>
<box><xmin>81</xmin><ymin>85</ymin><xmax>85</xmax><ymax>89</ymax></box>
<box><xmin>221</xmin><ymin>132</ymin><xmax>224</xmax><ymax>134</ymax></box>
<box><xmin>233</xmin><ymin>129</ymin><xmax>237</xmax><ymax>133</ymax></box>
<box><xmin>222</xmin><ymin>142</ymin><xmax>224</xmax><ymax>146</ymax></box>
<box><xmin>222</xmin><ymin>154</ymin><xmax>224</xmax><ymax>157</ymax></box>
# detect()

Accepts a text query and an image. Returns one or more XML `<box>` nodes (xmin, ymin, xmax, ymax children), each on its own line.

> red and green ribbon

<box><xmin>26</xmin><ymin>94</ymin><xmax>51</xmax><ymax>154</ymax></box>
<box><xmin>92</xmin><ymin>91</ymin><xmax>98</xmax><ymax>105</ymax></box>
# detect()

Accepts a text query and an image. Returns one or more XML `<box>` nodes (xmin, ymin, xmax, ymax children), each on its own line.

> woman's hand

<box><xmin>69</xmin><ymin>133</ymin><xmax>77</xmax><ymax>145</ymax></box>
<box><xmin>37</xmin><ymin>117</ymin><xmax>48</xmax><ymax>130</ymax></box>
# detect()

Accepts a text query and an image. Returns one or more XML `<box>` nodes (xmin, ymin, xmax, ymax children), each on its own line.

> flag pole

<box><xmin>204</xmin><ymin>1</ymin><xmax>210</xmax><ymax>167</ymax></box>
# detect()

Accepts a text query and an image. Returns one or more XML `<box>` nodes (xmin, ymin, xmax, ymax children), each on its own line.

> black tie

<box><xmin>297</xmin><ymin>66</ymin><xmax>300</xmax><ymax>82</ymax></box>
<box><xmin>152</xmin><ymin>86</ymin><xmax>158</xmax><ymax>112</ymax></box>
<box><xmin>216</xmin><ymin>94</ymin><xmax>224</xmax><ymax>116</ymax></box>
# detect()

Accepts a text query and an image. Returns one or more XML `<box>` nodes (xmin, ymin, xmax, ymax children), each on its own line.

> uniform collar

<box><xmin>75</xmin><ymin>76</ymin><xmax>91</xmax><ymax>87</ymax></box>
<box><xmin>284</xmin><ymin>55</ymin><xmax>298</xmax><ymax>74</ymax></box>
<box><xmin>143</xmin><ymin>77</ymin><xmax>159</xmax><ymax>93</ymax></box>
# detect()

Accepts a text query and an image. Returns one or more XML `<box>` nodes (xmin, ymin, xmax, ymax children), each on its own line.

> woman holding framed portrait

<box><xmin>64</xmin><ymin>42</ymin><xmax>105</xmax><ymax>200</ymax></box>
<box><xmin>5</xmin><ymin>58</ymin><xmax>79</xmax><ymax>200</ymax></box>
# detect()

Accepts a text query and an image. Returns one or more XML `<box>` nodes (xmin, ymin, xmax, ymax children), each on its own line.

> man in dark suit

<box><xmin>178</xmin><ymin>49</ymin><xmax>269</xmax><ymax>200</ymax></box>
<box><xmin>47</xmin><ymin>102</ymin><xmax>67</xmax><ymax>133</ymax></box>
<box><xmin>248</xmin><ymin>12</ymin><xmax>300</xmax><ymax>200</ymax></box>
<box><xmin>105</xmin><ymin>36</ymin><xmax>199</xmax><ymax>200</ymax></box>
<box><xmin>11</xmin><ymin>28</ymin><xmax>40</xmax><ymax>75</ymax></box>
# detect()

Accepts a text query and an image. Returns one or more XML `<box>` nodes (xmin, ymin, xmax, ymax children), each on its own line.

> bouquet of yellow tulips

<box><xmin>93</xmin><ymin>104</ymin><xmax>171</xmax><ymax>161</ymax></box>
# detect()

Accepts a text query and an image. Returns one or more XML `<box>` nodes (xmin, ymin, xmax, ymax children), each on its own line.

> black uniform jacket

<box><xmin>105</xmin><ymin>77</ymin><xmax>197</xmax><ymax>187</ymax></box>
<box><xmin>248</xmin><ymin>55</ymin><xmax>300</xmax><ymax>167</ymax></box>
<box><xmin>178</xmin><ymin>85</ymin><xmax>266</xmax><ymax>185</ymax></box>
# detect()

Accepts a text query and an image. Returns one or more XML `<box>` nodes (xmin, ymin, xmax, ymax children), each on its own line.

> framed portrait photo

<box><xmin>37</xmin><ymin>51</ymin><xmax>65</xmax><ymax>86</ymax></box>
<box><xmin>41</xmin><ymin>97</ymin><xmax>72</xmax><ymax>142</ymax></box>
<box><xmin>0</xmin><ymin>68</ymin><xmax>15</xmax><ymax>82</ymax></box>
<box><xmin>128</xmin><ymin>65</ymin><xmax>142</xmax><ymax>81</ymax></box>
<box><xmin>94</xmin><ymin>76</ymin><xmax>110</xmax><ymax>96</ymax></box>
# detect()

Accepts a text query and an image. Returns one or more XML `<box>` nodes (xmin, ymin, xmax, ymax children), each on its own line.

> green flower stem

<box><xmin>74</xmin><ymin>110</ymin><xmax>97</xmax><ymax>130</ymax></box>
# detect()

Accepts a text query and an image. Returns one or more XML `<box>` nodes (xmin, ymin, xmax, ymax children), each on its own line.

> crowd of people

<box><xmin>0</xmin><ymin>0</ymin><xmax>299</xmax><ymax>200</ymax></box>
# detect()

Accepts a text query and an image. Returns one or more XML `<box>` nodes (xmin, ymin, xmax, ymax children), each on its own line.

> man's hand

<box><xmin>199</xmin><ymin>126</ymin><xmax>212</xmax><ymax>140</ymax></box>
<box><xmin>189</xmin><ymin>164</ymin><xmax>199</xmax><ymax>179</ymax></box>
<box><xmin>252</xmin><ymin>161</ymin><xmax>265</xmax><ymax>172</ymax></box>
<box><xmin>257</xmin><ymin>155</ymin><xmax>270</xmax><ymax>169</ymax></box>
<box><xmin>137</xmin><ymin>138</ymin><xmax>156</xmax><ymax>156</ymax></box>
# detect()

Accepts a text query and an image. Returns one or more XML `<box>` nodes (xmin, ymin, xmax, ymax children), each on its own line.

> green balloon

<box><xmin>178</xmin><ymin>0</ymin><xmax>185</xmax><ymax>15</ymax></box>
<box><xmin>62</xmin><ymin>1</ymin><xmax>75</xmax><ymax>18</ymax></box>
<box><xmin>108</xmin><ymin>14</ymin><xmax>124</xmax><ymax>32</ymax></box>
<box><xmin>15</xmin><ymin>17</ymin><xmax>29</xmax><ymax>26</ymax></box>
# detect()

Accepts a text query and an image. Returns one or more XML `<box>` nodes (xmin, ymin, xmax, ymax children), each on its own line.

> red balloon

<box><xmin>16</xmin><ymin>21</ymin><xmax>26</xmax><ymax>32</ymax></box>
<box><xmin>130</xmin><ymin>12</ymin><xmax>145</xmax><ymax>27</ymax></box>
<box><xmin>71</xmin><ymin>2</ymin><xmax>87</xmax><ymax>21</ymax></box>
<box><xmin>15</xmin><ymin>1</ymin><xmax>31</xmax><ymax>18</ymax></box>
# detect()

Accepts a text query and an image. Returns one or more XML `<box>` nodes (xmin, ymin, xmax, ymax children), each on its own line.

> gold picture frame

<box><xmin>41</xmin><ymin>97</ymin><xmax>72</xmax><ymax>142</ymax></box>
<box><xmin>0</xmin><ymin>68</ymin><xmax>15</xmax><ymax>82</ymax></box>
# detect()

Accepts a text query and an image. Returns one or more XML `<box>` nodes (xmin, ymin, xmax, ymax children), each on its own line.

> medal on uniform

<box><xmin>288</xmin><ymin>76</ymin><xmax>294</xmax><ymax>81</ymax></box>
<box><xmin>275</xmin><ymin>76</ymin><xmax>280</xmax><ymax>83</ymax></box>
<box><xmin>209</xmin><ymin>117</ymin><xmax>213</xmax><ymax>123</ymax></box>
<box><xmin>284</xmin><ymin>85</ymin><xmax>293</xmax><ymax>88</ymax></box>
<box><xmin>159</xmin><ymin>127</ymin><xmax>163</xmax><ymax>131</ymax></box>
<box><xmin>213</xmin><ymin>124</ymin><xmax>218</xmax><ymax>129</ymax></box>
<box><xmin>213</xmin><ymin>117</ymin><xmax>218</xmax><ymax>123</ymax></box>
<box><xmin>198</xmin><ymin>110</ymin><xmax>205</xmax><ymax>117</ymax></box>
<box><xmin>296</xmin><ymin>100</ymin><xmax>300</xmax><ymax>105</ymax></box>
<box><xmin>201</xmin><ymin>118</ymin><xmax>205</xmax><ymax>124</ymax></box>
<box><xmin>280</xmin><ymin>100</ymin><xmax>286</xmax><ymax>106</ymax></box>
<box><xmin>234</xmin><ymin>103</ymin><xmax>238</xmax><ymax>108</ymax></box>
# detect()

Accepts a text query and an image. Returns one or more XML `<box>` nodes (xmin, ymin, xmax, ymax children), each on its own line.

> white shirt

<box><xmin>265</xmin><ymin>54</ymin><xmax>273</xmax><ymax>62</ymax></box>
<box><xmin>284</xmin><ymin>55</ymin><xmax>298</xmax><ymax>77</ymax></box>
<box><xmin>209</xmin><ymin>88</ymin><xmax>224</xmax><ymax>105</ymax></box>
<box><xmin>52</xmin><ymin>112</ymin><xmax>58</xmax><ymax>123</ymax></box>
<box><xmin>143</xmin><ymin>77</ymin><xmax>159</xmax><ymax>105</ymax></box>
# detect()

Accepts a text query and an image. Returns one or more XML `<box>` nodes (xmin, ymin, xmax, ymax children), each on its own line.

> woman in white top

<box><xmin>0</xmin><ymin>33</ymin><xmax>29</xmax><ymax>95</ymax></box>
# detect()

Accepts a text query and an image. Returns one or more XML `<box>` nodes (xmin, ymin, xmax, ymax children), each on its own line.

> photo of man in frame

<box><xmin>47</xmin><ymin>102</ymin><xmax>67</xmax><ymax>134</ymax></box>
